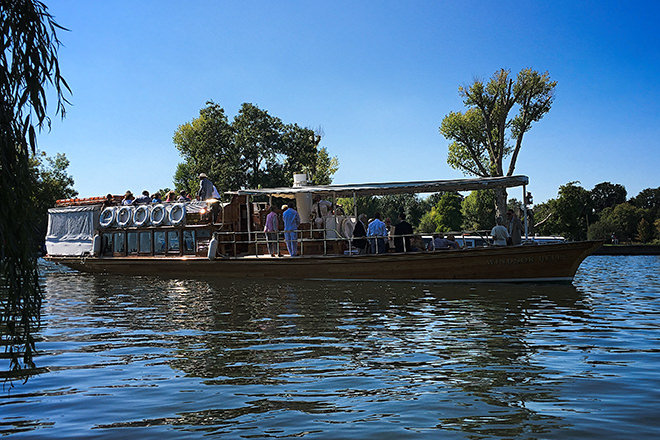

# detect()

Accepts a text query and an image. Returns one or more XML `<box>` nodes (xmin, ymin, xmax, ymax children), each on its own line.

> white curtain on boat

<box><xmin>46</xmin><ymin>206</ymin><xmax>101</xmax><ymax>256</ymax></box>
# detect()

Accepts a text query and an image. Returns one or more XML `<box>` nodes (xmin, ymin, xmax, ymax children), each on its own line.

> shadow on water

<box><xmin>2</xmin><ymin>259</ymin><xmax>613</xmax><ymax>438</ymax></box>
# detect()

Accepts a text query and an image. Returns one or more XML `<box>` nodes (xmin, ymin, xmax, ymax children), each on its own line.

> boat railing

<box><xmin>211</xmin><ymin>227</ymin><xmax>435</xmax><ymax>257</ymax></box>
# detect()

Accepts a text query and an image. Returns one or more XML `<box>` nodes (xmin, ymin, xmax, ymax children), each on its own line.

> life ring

<box><xmin>133</xmin><ymin>205</ymin><xmax>150</xmax><ymax>227</ymax></box>
<box><xmin>99</xmin><ymin>207</ymin><xmax>115</xmax><ymax>228</ymax></box>
<box><xmin>116</xmin><ymin>206</ymin><xmax>132</xmax><ymax>228</ymax></box>
<box><xmin>150</xmin><ymin>204</ymin><xmax>166</xmax><ymax>226</ymax></box>
<box><xmin>168</xmin><ymin>203</ymin><xmax>186</xmax><ymax>226</ymax></box>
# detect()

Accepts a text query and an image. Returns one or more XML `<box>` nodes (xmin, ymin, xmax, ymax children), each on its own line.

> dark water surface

<box><xmin>2</xmin><ymin>256</ymin><xmax>660</xmax><ymax>439</ymax></box>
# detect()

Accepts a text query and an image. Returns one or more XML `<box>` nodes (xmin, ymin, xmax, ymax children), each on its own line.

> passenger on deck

<box><xmin>197</xmin><ymin>173</ymin><xmax>215</xmax><ymax>200</ymax></box>
<box><xmin>151</xmin><ymin>192</ymin><xmax>162</xmax><ymax>203</ymax></box>
<box><xmin>429</xmin><ymin>233</ymin><xmax>459</xmax><ymax>250</ymax></box>
<box><xmin>506</xmin><ymin>209</ymin><xmax>523</xmax><ymax>245</ymax></box>
<box><xmin>367</xmin><ymin>212</ymin><xmax>387</xmax><ymax>254</ymax></box>
<box><xmin>121</xmin><ymin>191</ymin><xmax>135</xmax><ymax>205</ymax></box>
<box><xmin>102</xmin><ymin>193</ymin><xmax>115</xmax><ymax>208</ymax></box>
<box><xmin>446</xmin><ymin>234</ymin><xmax>460</xmax><ymax>249</ymax></box>
<box><xmin>384</xmin><ymin>218</ymin><xmax>394</xmax><ymax>251</ymax></box>
<box><xmin>164</xmin><ymin>191</ymin><xmax>177</xmax><ymax>202</ymax></box>
<box><xmin>491</xmin><ymin>217</ymin><xmax>510</xmax><ymax>246</ymax></box>
<box><xmin>312</xmin><ymin>195</ymin><xmax>333</xmax><ymax>230</ymax></box>
<box><xmin>178</xmin><ymin>190</ymin><xmax>191</xmax><ymax>202</ymax></box>
<box><xmin>393</xmin><ymin>213</ymin><xmax>413</xmax><ymax>252</ymax></box>
<box><xmin>135</xmin><ymin>190</ymin><xmax>151</xmax><ymax>204</ymax></box>
<box><xmin>282</xmin><ymin>204</ymin><xmax>301</xmax><ymax>256</ymax></box>
<box><xmin>351</xmin><ymin>213</ymin><xmax>368</xmax><ymax>254</ymax></box>
<box><xmin>264</xmin><ymin>205</ymin><xmax>281</xmax><ymax>257</ymax></box>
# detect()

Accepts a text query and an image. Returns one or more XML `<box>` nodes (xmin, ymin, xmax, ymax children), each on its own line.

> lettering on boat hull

<box><xmin>487</xmin><ymin>254</ymin><xmax>566</xmax><ymax>266</ymax></box>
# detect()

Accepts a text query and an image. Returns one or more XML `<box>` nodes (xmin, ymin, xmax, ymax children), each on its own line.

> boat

<box><xmin>44</xmin><ymin>174</ymin><xmax>601</xmax><ymax>283</ymax></box>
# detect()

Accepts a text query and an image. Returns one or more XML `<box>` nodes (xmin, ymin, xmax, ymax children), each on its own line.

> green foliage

<box><xmin>1</xmin><ymin>0</ymin><xmax>70</xmax><ymax>376</ymax></box>
<box><xmin>339</xmin><ymin>194</ymin><xmax>427</xmax><ymax>230</ymax></box>
<box><xmin>440</xmin><ymin>68</ymin><xmax>556</xmax><ymax>216</ymax></box>
<box><xmin>461</xmin><ymin>190</ymin><xmax>495</xmax><ymax>231</ymax></box>
<box><xmin>173</xmin><ymin>102</ymin><xmax>338</xmax><ymax>195</ymax></box>
<box><xmin>637</xmin><ymin>218</ymin><xmax>654</xmax><ymax>243</ymax></box>
<box><xmin>30</xmin><ymin>152</ymin><xmax>77</xmax><ymax>248</ymax></box>
<box><xmin>533</xmin><ymin>199</ymin><xmax>559</xmax><ymax>236</ymax></box>
<box><xmin>418</xmin><ymin>192</ymin><xmax>463</xmax><ymax>233</ymax></box>
<box><xmin>534</xmin><ymin>182</ymin><xmax>592</xmax><ymax>240</ymax></box>
<box><xmin>630</xmin><ymin>187</ymin><xmax>660</xmax><ymax>219</ymax></box>
<box><xmin>590</xmin><ymin>182</ymin><xmax>627</xmax><ymax>217</ymax></box>
<box><xmin>588</xmin><ymin>203</ymin><xmax>645</xmax><ymax>242</ymax></box>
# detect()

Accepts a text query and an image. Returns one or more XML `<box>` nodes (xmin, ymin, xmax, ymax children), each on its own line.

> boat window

<box><xmin>127</xmin><ymin>232</ymin><xmax>138</xmax><ymax>254</ymax></box>
<box><xmin>113</xmin><ymin>232</ymin><xmax>125</xmax><ymax>255</ymax></box>
<box><xmin>167</xmin><ymin>230</ymin><xmax>180</xmax><ymax>252</ymax></box>
<box><xmin>183</xmin><ymin>230</ymin><xmax>195</xmax><ymax>254</ymax></box>
<box><xmin>196</xmin><ymin>229</ymin><xmax>211</xmax><ymax>239</ymax></box>
<box><xmin>154</xmin><ymin>231</ymin><xmax>166</xmax><ymax>254</ymax></box>
<box><xmin>139</xmin><ymin>231</ymin><xmax>152</xmax><ymax>254</ymax></box>
<box><xmin>102</xmin><ymin>233</ymin><xmax>113</xmax><ymax>256</ymax></box>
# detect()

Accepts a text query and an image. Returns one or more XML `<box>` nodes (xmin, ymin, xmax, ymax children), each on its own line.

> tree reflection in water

<box><xmin>4</xmin><ymin>261</ymin><xmax>590</xmax><ymax>438</ymax></box>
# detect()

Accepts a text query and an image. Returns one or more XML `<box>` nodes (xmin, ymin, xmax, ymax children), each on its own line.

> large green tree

<box><xmin>173</xmin><ymin>101</ymin><xmax>338</xmax><ymax>195</ymax></box>
<box><xmin>534</xmin><ymin>182</ymin><xmax>592</xmax><ymax>240</ymax></box>
<box><xmin>588</xmin><ymin>203</ymin><xmax>646</xmax><ymax>242</ymax></box>
<box><xmin>630</xmin><ymin>187</ymin><xmax>660</xmax><ymax>219</ymax></box>
<box><xmin>1</xmin><ymin>0</ymin><xmax>70</xmax><ymax>375</ymax></box>
<box><xmin>590</xmin><ymin>182</ymin><xmax>627</xmax><ymax>217</ymax></box>
<box><xmin>461</xmin><ymin>189</ymin><xmax>495</xmax><ymax>231</ymax></box>
<box><xmin>440</xmin><ymin>68</ymin><xmax>556</xmax><ymax>218</ymax></box>
<box><xmin>418</xmin><ymin>192</ymin><xmax>464</xmax><ymax>233</ymax></box>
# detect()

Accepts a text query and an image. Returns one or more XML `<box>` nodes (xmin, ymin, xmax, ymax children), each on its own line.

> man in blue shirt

<box><xmin>367</xmin><ymin>212</ymin><xmax>388</xmax><ymax>254</ymax></box>
<box><xmin>282</xmin><ymin>204</ymin><xmax>301</xmax><ymax>256</ymax></box>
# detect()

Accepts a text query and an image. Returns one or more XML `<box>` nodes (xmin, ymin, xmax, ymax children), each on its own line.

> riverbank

<box><xmin>593</xmin><ymin>245</ymin><xmax>660</xmax><ymax>255</ymax></box>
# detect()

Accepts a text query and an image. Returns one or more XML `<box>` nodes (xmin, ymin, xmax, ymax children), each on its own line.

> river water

<box><xmin>1</xmin><ymin>256</ymin><xmax>659</xmax><ymax>439</ymax></box>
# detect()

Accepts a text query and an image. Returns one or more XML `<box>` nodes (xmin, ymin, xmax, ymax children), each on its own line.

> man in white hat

<box><xmin>197</xmin><ymin>173</ymin><xmax>214</xmax><ymax>200</ymax></box>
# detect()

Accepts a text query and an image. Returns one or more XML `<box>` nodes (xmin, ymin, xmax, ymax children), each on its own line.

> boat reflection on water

<box><xmin>19</xmin><ymin>264</ymin><xmax>589</xmax><ymax>438</ymax></box>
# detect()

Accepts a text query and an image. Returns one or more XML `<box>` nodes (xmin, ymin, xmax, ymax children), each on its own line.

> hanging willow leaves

<box><xmin>1</xmin><ymin>0</ymin><xmax>70</xmax><ymax>379</ymax></box>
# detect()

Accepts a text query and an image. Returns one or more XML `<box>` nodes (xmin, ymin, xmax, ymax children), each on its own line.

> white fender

<box><xmin>116</xmin><ymin>206</ymin><xmax>132</xmax><ymax>228</ymax></box>
<box><xmin>133</xmin><ymin>205</ymin><xmax>150</xmax><ymax>227</ymax></box>
<box><xmin>92</xmin><ymin>234</ymin><xmax>102</xmax><ymax>256</ymax></box>
<box><xmin>207</xmin><ymin>236</ymin><xmax>218</xmax><ymax>260</ymax></box>
<box><xmin>150</xmin><ymin>204</ymin><xmax>166</xmax><ymax>226</ymax></box>
<box><xmin>99</xmin><ymin>207</ymin><xmax>115</xmax><ymax>228</ymax></box>
<box><xmin>169</xmin><ymin>203</ymin><xmax>186</xmax><ymax>226</ymax></box>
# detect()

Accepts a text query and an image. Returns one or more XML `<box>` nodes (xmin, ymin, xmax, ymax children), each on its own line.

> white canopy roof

<box><xmin>231</xmin><ymin>175</ymin><xmax>529</xmax><ymax>199</ymax></box>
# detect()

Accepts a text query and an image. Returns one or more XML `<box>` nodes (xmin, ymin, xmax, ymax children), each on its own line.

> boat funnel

<box><xmin>293</xmin><ymin>173</ymin><xmax>308</xmax><ymax>187</ymax></box>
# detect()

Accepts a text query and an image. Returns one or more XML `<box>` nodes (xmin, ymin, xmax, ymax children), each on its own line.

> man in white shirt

<box><xmin>490</xmin><ymin>217</ymin><xmax>510</xmax><ymax>246</ymax></box>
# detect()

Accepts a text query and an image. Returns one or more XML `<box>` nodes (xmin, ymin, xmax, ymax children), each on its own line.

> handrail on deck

<box><xmin>211</xmin><ymin>227</ymin><xmax>437</xmax><ymax>257</ymax></box>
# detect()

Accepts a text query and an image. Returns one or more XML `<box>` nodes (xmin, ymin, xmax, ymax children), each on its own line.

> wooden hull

<box><xmin>46</xmin><ymin>241</ymin><xmax>602</xmax><ymax>283</ymax></box>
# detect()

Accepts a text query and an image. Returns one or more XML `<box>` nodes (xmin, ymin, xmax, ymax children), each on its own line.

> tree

<box><xmin>30</xmin><ymin>151</ymin><xmax>77</xmax><ymax>250</ymax></box>
<box><xmin>637</xmin><ymin>218</ymin><xmax>653</xmax><ymax>243</ymax></box>
<box><xmin>534</xmin><ymin>182</ymin><xmax>592</xmax><ymax>240</ymax></box>
<box><xmin>440</xmin><ymin>68</ymin><xmax>556</xmax><ymax>218</ymax></box>
<box><xmin>588</xmin><ymin>203</ymin><xmax>644</xmax><ymax>242</ymax></box>
<box><xmin>630</xmin><ymin>187</ymin><xmax>660</xmax><ymax>219</ymax></box>
<box><xmin>461</xmin><ymin>190</ymin><xmax>495</xmax><ymax>231</ymax></box>
<box><xmin>590</xmin><ymin>182</ymin><xmax>627</xmax><ymax>217</ymax></box>
<box><xmin>173</xmin><ymin>102</ymin><xmax>338</xmax><ymax>195</ymax></box>
<box><xmin>1</xmin><ymin>0</ymin><xmax>70</xmax><ymax>375</ymax></box>
<box><xmin>555</xmin><ymin>182</ymin><xmax>592</xmax><ymax>241</ymax></box>
<box><xmin>418</xmin><ymin>192</ymin><xmax>463</xmax><ymax>233</ymax></box>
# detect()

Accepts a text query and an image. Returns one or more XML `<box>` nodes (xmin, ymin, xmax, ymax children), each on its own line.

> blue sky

<box><xmin>39</xmin><ymin>0</ymin><xmax>660</xmax><ymax>204</ymax></box>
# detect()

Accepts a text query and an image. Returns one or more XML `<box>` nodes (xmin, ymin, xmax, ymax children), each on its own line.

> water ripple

<box><xmin>1</xmin><ymin>256</ymin><xmax>659</xmax><ymax>438</ymax></box>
